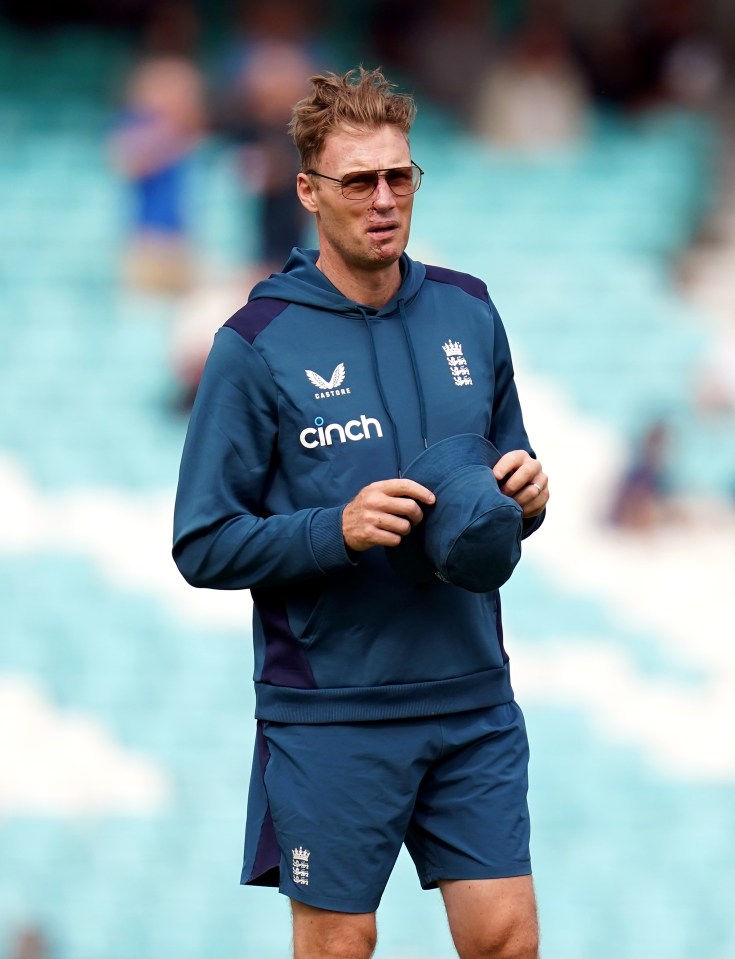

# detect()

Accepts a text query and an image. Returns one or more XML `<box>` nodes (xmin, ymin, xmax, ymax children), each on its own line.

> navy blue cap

<box><xmin>386</xmin><ymin>434</ymin><xmax>523</xmax><ymax>593</ymax></box>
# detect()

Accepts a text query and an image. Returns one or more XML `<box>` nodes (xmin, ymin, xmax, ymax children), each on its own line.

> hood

<box><xmin>248</xmin><ymin>247</ymin><xmax>427</xmax><ymax>317</ymax></box>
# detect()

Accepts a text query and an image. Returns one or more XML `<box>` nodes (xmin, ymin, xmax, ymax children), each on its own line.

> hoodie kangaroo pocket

<box><xmin>296</xmin><ymin>567</ymin><xmax>371</xmax><ymax>651</ymax></box>
<box><xmin>297</xmin><ymin>586</ymin><xmax>332</xmax><ymax>646</ymax></box>
<box><xmin>281</xmin><ymin>578</ymin><xmax>331</xmax><ymax>647</ymax></box>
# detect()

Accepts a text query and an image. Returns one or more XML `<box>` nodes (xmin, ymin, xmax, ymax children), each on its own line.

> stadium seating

<box><xmin>1</xmin><ymin>25</ymin><xmax>734</xmax><ymax>959</ymax></box>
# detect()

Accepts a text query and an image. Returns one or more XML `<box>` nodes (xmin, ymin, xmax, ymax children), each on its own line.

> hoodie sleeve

<box><xmin>172</xmin><ymin>327</ymin><xmax>353</xmax><ymax>589</ymax></box>
<box><xmin>487</xmin><ymin>299</ymin><xmax>546</xmax><ymax>540</ymax></box>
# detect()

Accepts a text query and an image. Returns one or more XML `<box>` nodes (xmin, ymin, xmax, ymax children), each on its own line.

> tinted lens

<box><xmin>340</xmin><ymin>165</ymin><xmax>422</xmax><ymax>198</ymax></box>
<box><xmin>341</xmin><ymin>171</ymin><xmax>379</xmax><ymax>199</ymax></box>
<box><xmin>385</xmin><ymin>166</ymin><xmax>418</xmax><ymax>195</ymax></box>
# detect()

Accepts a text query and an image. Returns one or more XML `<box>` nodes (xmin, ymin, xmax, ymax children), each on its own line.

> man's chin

<box><xmin>366</xmin><ymin>241</ymin><xmax>405</xmax><ymax>266</ymax></box>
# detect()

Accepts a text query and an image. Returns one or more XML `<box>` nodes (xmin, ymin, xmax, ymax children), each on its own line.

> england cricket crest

<box><xmin>442</xmin><ymin>340</ymin><xmax>473</xmax><ymax>386</ymax></box>
<box><xmin>292</xmin><ymin>846</ymin><xmax>311</xmax><ymax>886</ymax></box>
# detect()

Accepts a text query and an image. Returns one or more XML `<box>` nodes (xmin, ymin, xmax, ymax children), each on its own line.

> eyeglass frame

<box><xmin>305</xmin><ymin>161</ymin><xmax>424</xmax><ymax>200</ymax></box>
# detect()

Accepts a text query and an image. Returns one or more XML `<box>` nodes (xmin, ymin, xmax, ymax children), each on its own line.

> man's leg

<box><xmin>439</xmin><ymin>876</ymin><xmax>539</xmax><ymax>959</ymax></box>
<box><xmin>291</xmin><ymin>901</ymin><xmax>377</xmax><ymax>959</ymax></box>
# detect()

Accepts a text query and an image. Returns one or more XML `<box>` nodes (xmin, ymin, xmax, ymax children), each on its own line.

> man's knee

<box><xmin>314</xmin><ymin>924</ymin><xmax>377</xmax><ymax>959</ymax></box>
<box><xmin>456</xmin><ymin>920</ymin><xmax>538</xmax><ymax>959</ymax></box>
<box><xmin>486</xmin><ymin>920</ymin><xmax>538</xmax><ymax>959</ymax></box>
<box><xmin>441</xmin><ymin>876</ymin><xmax>539</xmax><ymax>959</ymax></box>
<box><xmin>291</xmin><ymin>901</ymin><xmax>377</xmax><ymax>959</ymax></box>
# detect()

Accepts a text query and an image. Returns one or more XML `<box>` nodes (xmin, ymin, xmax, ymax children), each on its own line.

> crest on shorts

<box><xmin>292</xmin><ymin>846</ymin><xmax>311</xmax><ymax>886</ymax></box>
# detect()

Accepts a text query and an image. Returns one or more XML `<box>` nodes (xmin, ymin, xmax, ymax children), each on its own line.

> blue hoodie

<box><xmin>173</xmin><ymin>248</ymin><xmax>543</xmax><ymax>723</ymax></box>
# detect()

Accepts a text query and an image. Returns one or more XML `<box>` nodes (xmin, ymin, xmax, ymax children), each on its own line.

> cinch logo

<box><xmin>299</xmin><ymin>414</ymin><xmax>384</xmax><ymax>449</ymax></box>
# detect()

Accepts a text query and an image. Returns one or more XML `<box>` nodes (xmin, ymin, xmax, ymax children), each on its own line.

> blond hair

<box><xmin>289</xmin><ymin>67</ymin><xmax>417</xmax><ymax>171</ymax></box>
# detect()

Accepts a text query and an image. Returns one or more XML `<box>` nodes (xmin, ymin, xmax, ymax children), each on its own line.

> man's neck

<box><xmin>315</xmin><ymin>254</ymin><xmax>402</xmax><ymax>310</ymax></box>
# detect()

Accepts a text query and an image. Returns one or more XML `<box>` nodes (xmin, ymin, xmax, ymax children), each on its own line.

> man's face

<box><xmin>297</xmin><ymin>124</ymin><xmax>415</xmax><ymax>275</ymax></box>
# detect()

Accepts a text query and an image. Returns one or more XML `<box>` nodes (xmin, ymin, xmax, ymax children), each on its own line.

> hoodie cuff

<box><xmin>521</xmin><ymin>509</ymin><xmax>546</xmax><ymax>539</ymax></box>
<box><xmin>310</xmin><ymin>506</ymin><xmax>357</xmax><ymax>573</ymax></box>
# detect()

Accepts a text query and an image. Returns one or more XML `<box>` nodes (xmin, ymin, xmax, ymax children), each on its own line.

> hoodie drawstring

<box><xmin>398</xmin><ymin>300</ymin><xmax>429</xmax><ymax>457</ymax></box>
<box><xmin>359</xmin><ymin>301</ymin><xmax>429</xmax><ymax>476</ymax></box>
<box><xmin>360</xmin><ymin>307</ymin><xmax>403</xmax><ymax>473</ymax></box>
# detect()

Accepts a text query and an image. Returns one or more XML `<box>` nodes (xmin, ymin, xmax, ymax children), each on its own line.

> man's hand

<box><xmin>342</xmin><ymin>479</ymin><xmax>436</xmax><ymax>552</ymax></box>
<box><xmin>493</xmin><ymin>450</ymin><xmax>549</xmax><ymax>518</ymax></box>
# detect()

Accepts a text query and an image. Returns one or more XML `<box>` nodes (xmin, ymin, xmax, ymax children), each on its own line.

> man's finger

<box><xmin>493</xmin><ymin>452</ymin><xmax>545</xmax><ymax>496</ymax></box>
<box><xmin>370</xmin><ymin>478</ymin><xmax>436</xmax><ymax>505</ymax></box>
<box><xmin>374</xmin><ymin>513</ymin><xmax>413</xmax><ymax>537</ymax></box>
<box><xmin>492</xmin><ymin>450</ymin><xmax>530</xmax><ymax>484</ymax></box>
<box><xmin>374</xmin><ymin>493</ymin><xmax>427</xmax><ymax>525</ymax></box>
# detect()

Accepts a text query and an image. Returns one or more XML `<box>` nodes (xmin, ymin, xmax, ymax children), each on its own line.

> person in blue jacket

<box><xmin>173</xmin><ymin>67</ymin><xmax>549</xmax><ymax>959</ymax></box>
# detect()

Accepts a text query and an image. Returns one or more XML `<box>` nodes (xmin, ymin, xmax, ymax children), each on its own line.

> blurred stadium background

<box><xmin>2</xmin><ymin>1</ymin><xmax>735</xmax><ymax>957</ymax></box>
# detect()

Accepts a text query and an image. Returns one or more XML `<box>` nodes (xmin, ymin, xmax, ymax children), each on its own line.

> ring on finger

<box><xmin>530</xmin><ymin>482</ymin><xmax>543</xmax><ymax>494</ymax></box>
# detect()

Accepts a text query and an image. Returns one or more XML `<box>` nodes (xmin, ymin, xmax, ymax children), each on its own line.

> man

<box><xmin>173</xmin><ymin>67</ymin><xmax>549</xmax><ymax>959</ymax></box>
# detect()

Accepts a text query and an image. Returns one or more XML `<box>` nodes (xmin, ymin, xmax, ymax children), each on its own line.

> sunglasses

<box><xmin>306</xmin><ymin>161</ymin><xmax>424</xmax><ymax>200</ymax></box>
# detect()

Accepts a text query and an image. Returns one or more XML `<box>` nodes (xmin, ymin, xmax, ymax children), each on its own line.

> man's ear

<box><xmin>296</xmin><ymin>172</ymin><xmax>318</xmax><ymax>213</ymax></box>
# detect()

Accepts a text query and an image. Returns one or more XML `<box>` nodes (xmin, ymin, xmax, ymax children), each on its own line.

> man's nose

<box><xmin>371</xmin><ymin>175</ymin><xmax>396</xmax><ymax>209</ymax></box>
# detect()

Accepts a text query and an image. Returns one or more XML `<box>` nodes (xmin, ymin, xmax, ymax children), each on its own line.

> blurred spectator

<box><xmin>8</xmin><ymin>926</ymin><xmax>49</xmax><ymax>959</ymax></box>
<box><xmin>572</xmin><ymin>14</ymin><xmax>659</xmax><ymax>110</ymax></box>
<box><xmin>695</xmin><ymin>327</ymin><xmax>735</xmax><ymax>416</ymax></box>
<box><xmin>109</xmin><ymin>50</ymin><xmax>206</xmax><ymax>294</ymax></box>
<box><xmin>141</xmin><ymin>0</ymin><xmax>200</xmax><ymax>58</ymax></box>
<box><xmin>572</xmin><ymin>0</ymin><xmax>722</xmax><ymax>112</ymax></box>
<box><xmin>647</xmin><ymin>0</ymin><xmax>724</xmax><ymax>108</ymax></box>
<box><xmin>213</xmin><ymin>0</ymin><xmax>331</xmax><ymax>276</ymax></box>
<box><xmin>169</xmin><ymin>278</ymin><xmax>250</xmax><ymax>412</ymax></box>
<box><xmin>367</xmin><ymin>0</ymin><xmax>426</xmax><ymax>80</ymax></box>
<box><xmin>608</xmin><ymin>421</ymin><xmax>673</xmax><ymax>532</ymax></box>
<box><xmin>402</xmin><ymin>0</ymin><xmax>496</xmax><ymax>125</ymax></box>
<box><xmin>473</xmin><ymin>0</ymin><xmax>588</xmax><ymax>150</ymax></box>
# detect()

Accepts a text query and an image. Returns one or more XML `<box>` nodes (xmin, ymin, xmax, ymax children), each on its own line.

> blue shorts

<box><xmin>241</xmin><ymin>702</ymin><xmax>531</xmax><ymax>914</ymax></box>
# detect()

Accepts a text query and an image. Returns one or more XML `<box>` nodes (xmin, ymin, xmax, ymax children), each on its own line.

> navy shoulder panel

<box><xmin>424</xmin><ymin>265</ymin><xmax>488</xmax><ymax>302</ymax></box>
<box><xmin>224</xmin><ymin>298</ymin><xmax>290</xmax><ymax>345</ymax></box>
